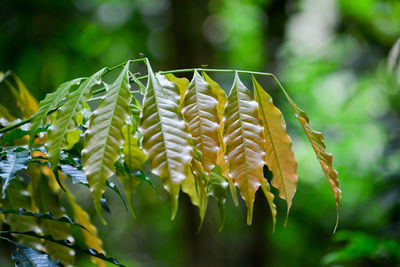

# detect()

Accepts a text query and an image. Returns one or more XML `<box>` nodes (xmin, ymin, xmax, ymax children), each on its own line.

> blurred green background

<box><xmin>1</xmin><ymin>0</ymin><xmax>400</xmax><ymax>266</ymax></box>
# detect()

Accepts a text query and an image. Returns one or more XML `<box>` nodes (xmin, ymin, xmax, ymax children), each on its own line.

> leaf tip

<box><xmin>246</xmin><ymin>200</ymin><xmax>254</xmax><ymax>226</ymax></box>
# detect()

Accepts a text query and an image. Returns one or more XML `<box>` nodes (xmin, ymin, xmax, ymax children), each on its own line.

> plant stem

<box><xmin>0</xmin><ymin>64</ymin><xmax>289</xmax><ymax>134</ymax></box>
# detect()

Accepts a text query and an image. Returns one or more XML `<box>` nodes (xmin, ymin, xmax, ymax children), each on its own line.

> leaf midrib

<box><xmin>92</xmin><ymin>79</ymin><xmax>126</xmax><ymax>182</ymax></box>
<box><xmin>254</xmin><ymin>84</ymin><xmax>289</xmax><ymax>202</ymax></box>
<box><xmin>234</xmin><ymin>82</ymin><xmax>251</xmax><ymax>202</ymax></box>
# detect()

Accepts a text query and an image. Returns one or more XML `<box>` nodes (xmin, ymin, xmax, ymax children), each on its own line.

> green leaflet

<box><xmin>252</xmin><ymin>76</ymin><xmax>297</xmax><ymax>223</ymax></box>
<box><xmin>82</xmin><ymin>63</ymin><xmax>131</xmax><ymax>224</ymax></box>
<box><xmin>46</xmin><ymin>69</ymin><xmax>105</xmax><ymax>171</ymax></box>
<box><xmin>29</xmin><ymin>78</ymin><xmax>83</xmax><ymax>149</ymax></box>
<box><xmin>65</xmin><ymin>129</ymin><xmax>82</xmax><ymax>150</ymax></box>
<box><xmin>224</xmin><ymin>73</ymin><xmax>266</xmax><ymax>225</ymax></box>
<box><xmin>208</xmin><ymin>165</ymin><xmax>229</xmax><ymax>231</ymax></box>
<box><xmin>139</xmin><ymin>65</ymin><xmax>193</xmax><ymax>219</ymax></box>
<box><xmin>181</xmin><ymin>158</ymin><xmax>208</xmax><ymax>227</ymax></box>
<box><xmin>122</xmin><ymin>124</ymin><xmax>147</xmax><ymax>172</ymax></box>
<box><xmin>117</xmin><ymin>124</ymin><xmax>148</xmax><ymax>216</ymax></box>
<box><xmin>181</xmin><ymin>70</ymin><xmax>220</xmax><ymax>174</ymax></box>
<box><xmin>7</xmin><ymin>238</ymin><xmax>63</xmax><ymax>267</ymax></box>
<box><xmin>0</xmin><ymin>207</ymin><xmax>88</xmax><ymax>232</ymax></box>
<box><xmin>0</xmin><ymin>147</ymin><xmax>30</xmax><ymax>198</ymax></box>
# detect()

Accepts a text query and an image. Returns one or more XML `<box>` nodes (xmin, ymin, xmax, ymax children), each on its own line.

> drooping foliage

<box><xmin>0</xmin><ymin>59</ymin><xmax>340</xmax><ymax>265</ymax></box>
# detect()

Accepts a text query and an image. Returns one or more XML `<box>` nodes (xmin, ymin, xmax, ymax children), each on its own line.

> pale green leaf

<box><xmin>46</xmin><ymin>69</ymin><xmax>105</xmax><ymax>170</ymax></box>
<box><xmin>29</xmin><ymin>78</ymin><xmax>83</xmax><ymax>149</ymax></box>
<box><xmin>164</xmin><ymin>74</ymin><xmax>190</xmax><ymax>107</ymax></box>
<box><xmin>82</xmin><ymin>64</ymin><xmax>131</xmax><ymax>224</ymax></box>
<box><xmin>65</xmin><ymin>129</ymin><xmax>82</xmax><ymax>150</ymax></box>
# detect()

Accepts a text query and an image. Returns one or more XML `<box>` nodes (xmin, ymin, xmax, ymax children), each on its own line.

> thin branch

<box><xmin>0</xmin><ymin>64</ymin><xmax>288</xmax><ymax>135</ymax></box>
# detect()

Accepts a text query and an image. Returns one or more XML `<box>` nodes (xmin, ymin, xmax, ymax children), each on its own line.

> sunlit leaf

<box><xmin>252</xmin><ymin>76</ymin><xmax>297</xmax><ymax>221</ymax></box>
<box><xmin>223</xmin><ymin>73</ymin><xmax>266</xmax><ymax>225</ymax></box>
<box><xmin>0</xmin><ymin>147</ymin><xmax>30</xmax><ymax>198</ymax></box>
<box><xmin>181</xmin><ymin>70</ymin><xmax>220</xmax><ymax>174</ymax></box>
<box><xmin>281</xmin><ymin>86</ymin><xmax>341</xmax><ymax>231</ymax></box>
<box><xmin>46</xmin><ymin>68</ymin><xmax>105</xmax><ymax>172</ymax></box>
<box><xmin>65</xmin><ymin>129</ymin><xmax>82</xmax><ymax>150</ymax></box>
<box><xmin>122</xmin><ymin>124</ymin><xmax>147</xmax><ymax>172</ymax></box>
<box><xmin>202</xmin><ymin>72</ymin><xmax>239</xmax><ymax>206</ymax></box>
<box><xmin>29</xmin><ymin>78</ymin><xmax>83</xmax><ymax>149</ymax></box>
<box><xmin>82</xmin><ymin>63</ymin><xmax>131</xmax><ymax>224</ymax></box>
<box><xmin>139</xmin><ymin>65</ymin><xmax>193</xmax><ymax>219</ymax></box>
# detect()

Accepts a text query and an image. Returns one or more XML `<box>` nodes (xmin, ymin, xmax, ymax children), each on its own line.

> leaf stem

<box><xmin>0</xmin><ymin>64</ymin><xmax>288</xmax><ymax>134</ymax></box>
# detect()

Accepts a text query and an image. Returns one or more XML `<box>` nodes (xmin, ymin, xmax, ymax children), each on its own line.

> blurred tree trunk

<box><xmin>169</xmin><ymin>1</ymin><xmax>281</xmax><ymax>266</ymax></box>
<box><xmin>170</xmin><ymin>0</ymin><xmax>213</xmax><ymax>69</ymax></box>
